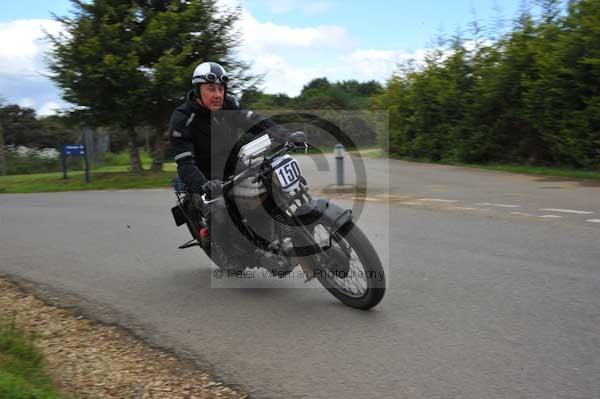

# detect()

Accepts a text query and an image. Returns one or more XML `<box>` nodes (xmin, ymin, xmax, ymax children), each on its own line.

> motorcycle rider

<box><xmin>169</xmin><ymin>61</ymin><xmax>305</xmax><ymax>267</ymax></box>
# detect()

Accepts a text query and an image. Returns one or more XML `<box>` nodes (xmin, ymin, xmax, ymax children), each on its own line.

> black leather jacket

<box><xmin>168</xmin><ymin>90</ymin><xmax>289</xmax><ymax>193</ymax></box>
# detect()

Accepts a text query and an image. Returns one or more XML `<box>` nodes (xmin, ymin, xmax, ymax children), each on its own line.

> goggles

<box><xmin>195</xmin><ymin>72</ymin><xmax>229</xmax><ymax>84</ymax></box>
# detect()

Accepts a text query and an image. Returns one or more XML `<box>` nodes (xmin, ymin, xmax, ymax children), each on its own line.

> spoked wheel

<box><xmin>309</xmin><ymin>221</ymin><xmax>385</xmax><ymax>310</ymax></box>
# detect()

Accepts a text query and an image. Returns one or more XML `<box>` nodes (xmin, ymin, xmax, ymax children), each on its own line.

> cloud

<box><xmin>38</xmin><ymin>101</ymin><xmax>61</xmax><ymax>116</ymax></box>
<box><xmin>244</xmin><ymin>48</ymin><xmax>429</xmax><ymax>97</ymax></box>
<box><xmin>18</xmin><ymin>97</ymin><xmax>36</xmax><ymax>108</ymax></box>
<box><xmin>1</xmin><ymin>7</ymin><xmax>429</xmax><ymax>115</ymax></box>
<box><xmin>225</xmin><ymin>2</ymin><xmax>429</xmax><ymax>96</ymax></box>
<box><xmin>338</xmin><ymin>49</ymin><xmax>429</xmax><ymax>79</ymax></box>
<box><xmin>0</xmin><ymin>19</ymin><xmax>70</xmax><ymax>115</ymax></box>
<box><xmin>0</xmin><ymin>19</ymin><xmax>63</xmax><ymax>78</ymax></box>
<box><xmin>238</xmin><ymin>9</ymin><xmax>351</xmax><ymax>52</ymax></box>
<box><xmin>242</xmin><ymin>53</ymin><xmax>323</xmax><ymax>96</ymax></box>
<box><xmin>264</xmin><ymin>0</ymin><xmax>335</xmax><ymax>15</ymax></box>
<box><xmin>234</xmin><ymin>8</ymin><xmax>355</xmax><ymax>95</ymax></box>
<box><xmin>232</xmin><ymin>48</ymin><xmax>430</xmax><ymax>98</ymax></box>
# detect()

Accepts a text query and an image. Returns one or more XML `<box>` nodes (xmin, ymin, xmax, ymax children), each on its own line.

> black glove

<box><xmin>287</xmin><ymin>131</ymin><xmax>307</xmax><ymax>146</ymax></box>
<box><xmin>201</xmin><ymin>179</ymin><xmax>223</xmax><ymax>199</ymax></box>
<box><xmin>191</xmin><ymin>192</ymin><xmax>204</xmax><ymax>210</ymax></box>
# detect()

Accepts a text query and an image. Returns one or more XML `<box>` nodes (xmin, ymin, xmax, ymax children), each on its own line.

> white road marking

<box><xmin>538</xmin><ymin>208</ymin><xmax>594</xmax><ymax>215</ymax></box>
<box><xmin>539</xmin><ymin>215</ymin><xmax>562</xmax><ymax>218</ymax></box>
<box><xmin>419</xmin><ymin>198</ymin><xmax>459</xmax><ymax>203</ymax></box>
<box><xmin>450</xmin><ymin>207</ymin><xmax>479</xmax><ymax>211</ymax></box>
<box><xmin>586</xmin><ymin>219</ymin><xmax>600</xmax><ymax>223</ymax></box>
<box><xmin>376</xmin><ymin>194</ymin><xmax>410</xmax><ymax>198</ymax></box>
<box><xmin>511</xmin><ymin>212</ymin><xmax>533</xmax><ymax>216</ymax></box>
<box><xmin>476</xmin><ymin>203</ymin><xmax>521</xmax><ymax>208</ymax></box>
<box><xmin>376</xmin><ymin>194</ymin><xmax>413</xmax><ymax>200</ymax></box>
<box><xmin>352</xmin><ymin>197</ymin><xmax>380</xmax><ymax>202</ymax></box>
<box><xmin>111</xmin><ymin>188</ymin><xmax>170</xmax><ymax>192</ymax></box>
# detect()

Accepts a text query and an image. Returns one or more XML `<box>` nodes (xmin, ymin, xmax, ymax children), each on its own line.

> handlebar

<box><xmin>222</xmin><ymin>140</ymin><xmax>309</xmax><ymax>190</ymax></box>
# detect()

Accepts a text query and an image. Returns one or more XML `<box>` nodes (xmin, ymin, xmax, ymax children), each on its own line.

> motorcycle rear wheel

<box><xmin>182</xmin><ymin>202</ymin><xmax>230</xmax><ymax>269</ymax></box>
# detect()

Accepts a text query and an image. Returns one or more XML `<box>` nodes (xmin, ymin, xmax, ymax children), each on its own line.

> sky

<box><xmin>0</xmin><ymin>0</ymin><xmax>526</xmax><ymax>116</ymax></box>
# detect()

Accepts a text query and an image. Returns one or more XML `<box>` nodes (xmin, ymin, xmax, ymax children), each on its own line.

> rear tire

<box><xmin>181</xmin><ymin>201</ymin><xmax>229</xmax><ymax>268</ymax></box>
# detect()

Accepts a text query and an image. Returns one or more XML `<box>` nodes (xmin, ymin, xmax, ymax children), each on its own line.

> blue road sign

<box><xmin>62</xmin><ymin>144</ymin><xmax>86</xmax><ymax>156</ymax></box>
<box><xmin>61</xmin><ymin>144</ymin><xmax>89</xmax><ymax>182</ymax></box>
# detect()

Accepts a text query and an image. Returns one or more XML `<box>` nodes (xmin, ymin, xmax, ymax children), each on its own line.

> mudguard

<box><xmin>293</xmin><ymin>199</ymin><xmax>352</xmax><ymax>233</ymax></box>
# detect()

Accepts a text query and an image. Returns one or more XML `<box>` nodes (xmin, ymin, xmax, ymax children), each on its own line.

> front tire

<box><xmin>306</xmin><ymin>221</ymin><xmax>386</xmax><ymax>310</ymax></box>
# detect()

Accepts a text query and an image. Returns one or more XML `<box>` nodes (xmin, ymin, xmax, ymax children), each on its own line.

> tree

<box><xmin>302</xmin><ymin>77</ymin><xmax>331</xmax><ymax>92</ymax></box>
<box><xmin>0</xmin><ymin>104</ymin><xmax>42</xmax><ymax>147</ymax></box>
<box><xmin>48</xmin><ymin>0</ymin><xmax>147</xmax><ymax>172</ymax></box>
<box><xmin>374</xmin><ymin>0</ymin><xmax>600</xmax><ymax>168</ymax></box>
<box><xmin>545</xmin><ymin>0</ymin><xmax>600</xmax><ymax>167</ymax></box>
<box><xmin>48</xmin><ymin>0</ymin><xmax>246</xmax><ymax>173</ymax></box>
<box><xmin>0</xmin><ymin>98</ymin><xmax>5</xmax><ymax>176</ymax></box>
<box><xmin>239</xmin><ymin>89</ymin><xmax>293</xmax><ymax>110</ymax></box>
<box><xmin>134</xmin><ymin>0</ymin><xmax>247</xmax><ymax>171</ymax></box>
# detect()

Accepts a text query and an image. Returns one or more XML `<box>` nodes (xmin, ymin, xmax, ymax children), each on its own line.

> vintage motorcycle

<box><xmin>171</xmin><ymin>134</ymin><xmax>385</xmax><ymax>310</ymax></box>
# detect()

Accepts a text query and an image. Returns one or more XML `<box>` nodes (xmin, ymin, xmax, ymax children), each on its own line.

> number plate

<box><xmin>274</xmin><ymin>157</ymin><xmax>301</xmax><ymax>192</ymax></box>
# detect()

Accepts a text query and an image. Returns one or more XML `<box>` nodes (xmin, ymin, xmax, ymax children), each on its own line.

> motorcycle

<box><xmin>171</xmin><ymin>134</ymin><xmax>385</xmax><ymax>310</ymax></box>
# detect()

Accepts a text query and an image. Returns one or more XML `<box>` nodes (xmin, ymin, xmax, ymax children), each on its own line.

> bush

<box><xmin>4</xmin><ymin>146</ymin><xmax>84</xmax><ymax>175</ymax></box>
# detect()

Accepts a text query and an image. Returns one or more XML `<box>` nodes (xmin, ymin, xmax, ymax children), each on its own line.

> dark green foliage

<box><xmin>0</xmin><ymin>104</ymin><xmax>79</xmax><ymax>150</ymax></box>
<box><xmin>0</xmin><ymin>105</ymin><xmax>40</xmax><ymax>147</ymax></box>
<box><xmin>296</xmin><ymin>78</ymin><xmax>383</xmax><ymax>110</ymax></box>
<box><xmin>240</xmin><ymin>78</ymin><xmax>383</xmax><ymax>111</ymax></box>
<box><xmin>239</xmin><ymin>79</ymin><xmax>383</xmax><ymax>147</ymax></box>
<box><xmin>4</xmin><ymin>151</ymin><xmax>62</xmax><ymax>176</ymax></box>
<box><xmin>239</xmin><ymin>88</ymin><xmax>294</xmax><ymax>110</ymax></box>
<box><xmin>0</xmin><ymin>102</ymin><xmax>80</xmax><ymax>178</ymax></box>
<box><xmin>14</xmin><ymin>0</ymin><xmax>597</xmax><ymax>171</ymax></box>
<box><xmin>374</xmin><ymin>0</ymin><xmax>600</xmax><ymax>169</ymax></box>
<box><xmin>47</xmin><ymin>0</ymin><xmax>248</xmax><ymax>172</ymax></box>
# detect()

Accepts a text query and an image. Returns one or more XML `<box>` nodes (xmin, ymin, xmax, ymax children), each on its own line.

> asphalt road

<box><xmin>1</xmin><ymin>157</ymin><xmax>599</xmax><ymax>399</ymax></box>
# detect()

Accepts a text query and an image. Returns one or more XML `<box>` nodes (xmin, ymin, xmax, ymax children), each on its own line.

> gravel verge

<box><xmin>0</xmin><ymin>277</ymin><xmax>248</xmax><ymax>399</ymax></box>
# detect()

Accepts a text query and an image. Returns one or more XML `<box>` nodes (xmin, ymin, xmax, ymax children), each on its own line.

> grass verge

<box><xmin>5</xmin><ymin>147</ymin><xmax>598</xmax><ymax>193</ymax></box>
<box><xmin>0</xmin><ymin>164</ymin><xmax>177</xmax><ymax>194</ymax></box>
<box><xmin>0</xmin><ymin>170</ymin><xmax>176</xmax><ymax>194</ymax></box>
<box><xmin>0</xmin><ymin>315</ymin><xmax>71</xmax><ymax>399</ymax></box>
<box><xmin>0</xmin><ymin>278</ymin><xmax>245</xmax><ymax>398</ymax></box>
<box><xmin>460</xmin><ymin>163</ymin><xmax>600</xmax><ymax>181</ymax></box>
<box><xmin>368</xmin><ymin>150</ymin><xmax>600</xmax><ymax>181</ymax></box>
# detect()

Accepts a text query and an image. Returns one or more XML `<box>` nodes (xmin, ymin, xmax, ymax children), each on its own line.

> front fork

<box><xmin>285</xmin><ymin>190</ymin><xmax>354</xmax><ymax>280</ymax></box>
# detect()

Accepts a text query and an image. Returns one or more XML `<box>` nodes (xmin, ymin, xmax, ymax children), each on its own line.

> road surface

<box><xmin>1</xmin><ymin>156</ymin><xmax>599</xmax><ymax>398</ymax></box>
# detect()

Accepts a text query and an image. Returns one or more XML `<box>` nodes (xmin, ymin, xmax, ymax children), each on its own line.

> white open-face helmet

<box><xmin>192</xmin><ymin>61</ymin><xmax>229</xmax><ymax>87</ymax></box>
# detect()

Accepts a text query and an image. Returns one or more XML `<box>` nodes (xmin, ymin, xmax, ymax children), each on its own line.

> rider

<box><xmin>169</xmin><ymin>61</ymin><xmax>305</xmax><ymax>266</ymax></box>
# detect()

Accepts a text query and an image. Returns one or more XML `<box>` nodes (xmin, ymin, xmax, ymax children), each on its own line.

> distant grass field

<box><xmin>0</xmin><ymin>169</ymin><xmax>176</xmax><ymax>194</ymax></box>
<box><xmin>3</xmin><ymin>148</ymin><xmax>599</xmax><ymax>194</ymax></box>
<box><xmin>0</xmin><ymin>316</ymin><xmax>72</xmax><ymax>399</ymax></box>
<box><xmin>0</xmin><ymin>146</ymin><xmax>379</xmax><ymax>194</ymax></box>
<box><xmin>0</xmin><ymin>160</ymin><xmax>177</xmax><ymax>194</ymax></box>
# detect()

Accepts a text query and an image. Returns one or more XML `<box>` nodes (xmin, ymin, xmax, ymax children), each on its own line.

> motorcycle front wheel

<box><xmin>302</xmin><ymin>221</ymin><xmax>386</xmax><ymax>310</ymax></box>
